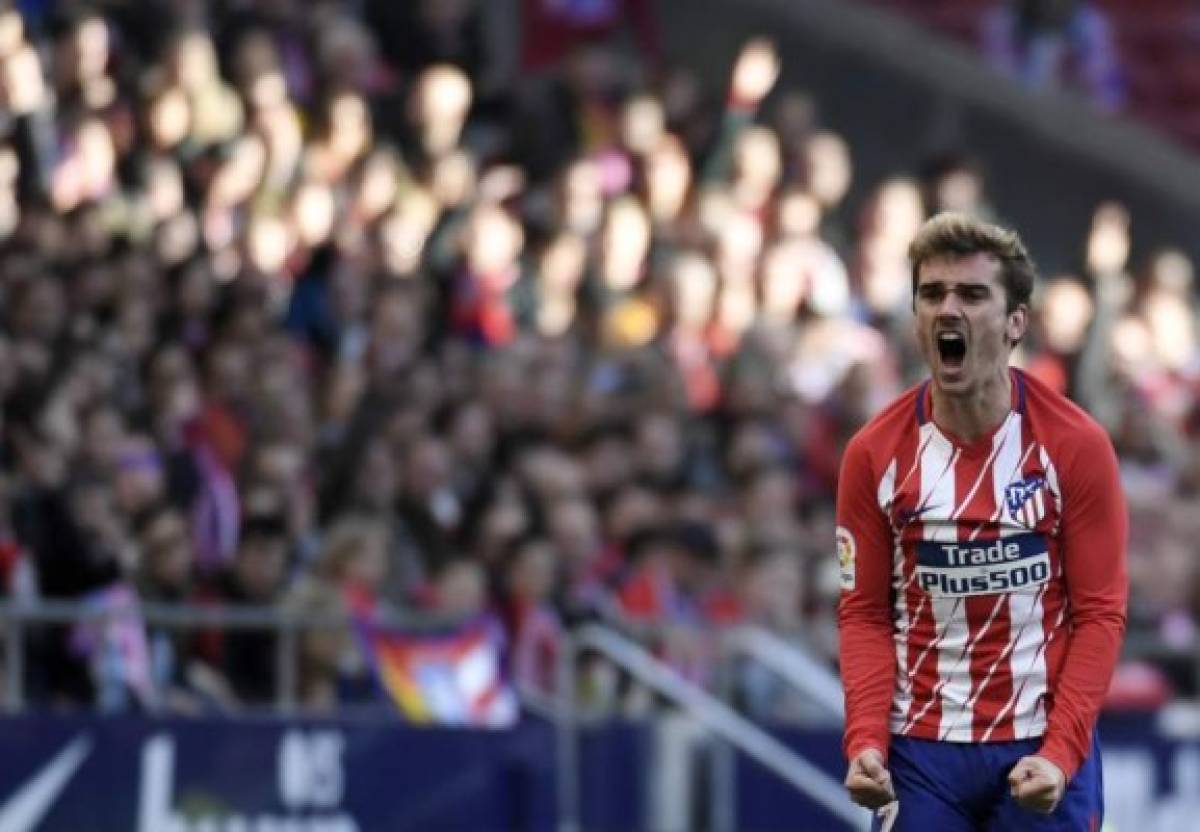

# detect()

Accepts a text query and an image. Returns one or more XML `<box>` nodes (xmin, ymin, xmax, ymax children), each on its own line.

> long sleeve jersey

<box><xmin>836</xmin><ymin>368</ymin><xmax>1127</xmax><ymax>780</ymax></box>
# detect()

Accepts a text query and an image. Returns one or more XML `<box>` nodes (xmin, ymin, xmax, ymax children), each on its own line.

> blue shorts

<box><xmin>871</xmin><ymin>733</ymin><xmax>1103</xmax><ymax>832</ymax></box>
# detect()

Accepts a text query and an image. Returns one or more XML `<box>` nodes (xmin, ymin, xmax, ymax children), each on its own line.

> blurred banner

<box><xmin>0</xmin><ymin>714</ymin><xmax>1194</xmax><ymax>831</ymax></box>
<box><xmin>0</xmin><ymin>715</ymin><xmax>556</xmax><ymax>832</ymax></box>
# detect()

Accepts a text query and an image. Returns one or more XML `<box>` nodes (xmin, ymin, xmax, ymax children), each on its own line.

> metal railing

<box><xmin>721</xmin><ymin>626</ymin><xmax>846</xmax><ymax>720</ymax></box>
<box><xmin>557</xmin><ymin>623</ymin><xmax>868</xmax><ymax>832</ymax></box>
<box><xmin>0</xmin><ymin>598</ymin><xmax>460</xmax><ymax>713</ymax></box>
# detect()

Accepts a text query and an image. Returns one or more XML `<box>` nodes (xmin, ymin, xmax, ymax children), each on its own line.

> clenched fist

<box><xmin>1008</xmin><ymin>755</ymin><xmax>1065</xmax><ymax>814</ymax></box>
<box><xmin>844</xmin><ymin>747</ymin><xmax>895</xmax><ymax>810</ymax></box>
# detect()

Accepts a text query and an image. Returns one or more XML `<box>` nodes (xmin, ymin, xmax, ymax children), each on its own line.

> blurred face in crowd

<box><xmin>645</xmin><ymin>136</ymin><xmax>691</xmax><ymax>224</ymax></box>
<box><xmin>1086</xmin><ymin>201</ymin><xmax>1130</xmax><ymax>275</ymax></box>
<box><xmin>147</xmin><ymin>86</ymin><xmax>191</xmax><ymax>151</ymax></box>
<box><xmin>291</xmin><ymin>180</ymin><xmax>336</xmax><ymax>248</ymax></box>
<box><xmin>140</xmin><ymin>509</ymin><xmax>193</xmax><ymax>595</ymax></box>
<box><xmin>733</xmin><ymin>126</ymin><xmax>782</xmax><ymax>196</ymax></box>
<box><xmin>548</xmin><ymin>498</ymin><xmax>600</xmax><ymax>568</ymax></box>
<box><xmin>866</xmin><ymin>177</ymin><xmax>924</xmax><ymax>249</ymax></box>
<box><xmin>635</xmin><ymin>412</ymin><xmax>683</xmax><ymax>483</ymax></box>
<box><xmin>858</xmin><ymin>235</ymin><xmax>911</xmax><ymax>315</ymax></box>
<box><xmin>716</xmin><ymin>209</ymin><xmax>764</xmax><ymax>282</ymax></box>
<box><xmin>435</xmin><ymin>560</ymin><xmax>486</xmax><ymax>618</ymax></box>
<box><xmin>244</xmin><ymin>212</ymin><xmax>293</xmax><ymax>275</ymax></box>
<box><xmin>173</xmin><ymin>32</ymin><xmax>221</xmax><ymax>92</ymax></box>
<box><xmin>0</xmin><ymin>145</ymin><xmax>17</xmax><ymax>237</ymax></box>
<box><xmin>1143</xmin><ymin>291</ymin><xmax>1195</xmax><ymax>372</ymax></box>
<box><xmin>914</xmin><ymin>252</ymin><xmax>1027</xmax><ymax>399</ymax></box>
<box><xmin>379</xmin><ymin>189</ymin><xmax>439</xmax><ymax>276</ymax></box>
<box><xmin>206</xmin><ymin>341</ymin><xmax>252</xmax><ymax>402</ymax></box>
<box><xmin>258</xmin><ymin>103</ymin><xmax>302</xmax><ymax>182</ymax></box>
<box><xmin>604</xmin><ymin>484</ymin><xmax>663</xmax><ymax>545</ymax></box>
<box><xmin>52</xmin><ymin>118</ymin><xmax>116</xmax><ymax>210</ymax></box>
<box><xmin>14</xmin><ymin>277</ymin><xmax>66</xmax><ymax>343</ymax></box>
<box><xmin>0</xmin><ymin>8</ymin><xmax>23</xmax><ymax>57</ymax></box>
<box><xmin>776</xmin><ymin>188</ymin><xmax>822</xmax><ymax>239</ymax></box>
<box><xmin>340</xmin><ymin>523</ymin><xmax>389</xmax><ymax>592</ymax></box>
<box><xmin>235</xmin><ymin>529</ymin><xmax>288</xmax><ymax>601</ymax></box>
<box><xmin>317</xmin><ymin>15</ymin><xmax>378</xmax><ymax>89</ymax></box>
<box><xmin>931</xmin><ymin>165</ymin><xmax>984</xmax><ymax>215</ymax></box>
<box><xmin>354</xmin><ymin>150</ymin><xmax>400</xmax><ymax>221</ymax></box>
<box><xmin>64</xmin><ymin>14</ymin><xmax>110</xmax><ymax>86</ymax></box>
<box><xmin>742</xmin><ymin>468</ymin><xmax>795</xmax><ymax>527</ymax></box>
<box><xmin>508</xmin><ymin>538</ymin><xmax>557</xmax><ymax>604</ymax></box>
<box><xmin>1039</xmin><ymin>277</ymin><xmax>1093</xmax><ymax>354</ymax></box>
<box><xmin>464</xmin><ymin>203</ymin><xmax>523</xmax><ymax>275</ymax></box>
<box><xmin>671</xmin><ymin>251</ymin><xmax>717</xmax><ymax>332</ymax></box>
<box><xmin>1146</xmin><ymin>248</ymin><xmax>1193</xmax><ymax>295</ymax></box>
<box><xmin>403</xmin><ymin>437</ymin><xmax>452</xmax><ymax>501</ymax></box>
<box><xmin>559</xmin><ymin>159</ymin><xmax>603</xmax><ymax>236</ymax></box>
<box><xmin>448</xmin><ymin>401</ymin><xmax>495</xmax><ymax>466</ymax></box>
<box><xmin>581</xmin><ymin>432</ymin><xmax>633</xmax><ymax>496</ymax></box>
<box><xmin>1</xmin><ymin>43</ymin><xmax>47</xmax><ymax>115</ymax></box>
<box><xmin>743</xmin><ymin>550</ymin><xmax>803</xmax><ymax>629</ymax></box>
<box><xmin>539</xmin><ymin>232</ymin><xmax>587</xmax><ymax>300</ymax></box>
<box><xmin>726</xmin><ymin>419</ymin><xmax>781</xmax><ymax>479</ymax></box>
<box><xmin>81</xmin><ymin>405</ymin><xmax>126</xmax><ymax>473</ymax></box>
<box><xmin>210</xmin><ymin>136</ymin><xmax>267</xmax><ymax>208</ymax></box>
<box><xmin>326</xmin><ymin>91</ymin><xmax>372</xmax><ymax>164</ymax></box>
<box><xmin>803</xmin><ymin>131</ymin><xmax>852</xmax><ymax>209</ymax></box>
<box><xmin>428</xmin><ymin>148</ymin><xmax>477</xmax><ymax>209</ymax></box>
<box><xmin>1110</xmin><ymin>314</ymin><xmax>1154</xmax><ymax>377</ymax></box>
<box><xmin>760</xmin><ymin>239</ymin><xmax>809</xmax><ymax>325</ymax></box>
<box><xmin>114</xmin><ymin>294</ymin><xmax>153</xmax><ymax>360</ymax></box>
<box><xmin>145</xmin><ymin>157</ymin><xmax>185</xmax><ymax>222</ymax></box>
<box><xmin>411</xmin><ymin>65</ymin><xmax>472</xmax><ymax>156</ymax></box>
<box><xmin>621</xmin><ymin>94</ymin><xmax>666</xmax><ymax>156</ymax></box>
<box><xmin>114</xmin><ymin>435</ymin><xmax>166</xmax><ymax>515</ymax></box>
<box><xmin>476</xmin><ymin>492</ymin><xmax>529</xmax><ymax>565</ymax></box>
<box><xmin>69</xmin><ymin>479</ymin><xmax>128</xmax><ymax>562</ymax></box>
<box><xmin>600</xmin><ymin>197</ymin><xmax>650</xmax><ymax>291</ymax></box>
<box><xmin>369</xmin><ymin>288</ymin><xmax>424</xmax><ymax>373</ymax></box>
<box><xmin>351</xmin><ymin>438</ymin><xmax>398</xmax><ymax>511</ymax></box>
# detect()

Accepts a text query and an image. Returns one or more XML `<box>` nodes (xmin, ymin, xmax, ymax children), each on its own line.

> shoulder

<box><xmin>1017</xmin><ymin>369</ymin><xmax>1115</xmax><ymax>461</ymax></box>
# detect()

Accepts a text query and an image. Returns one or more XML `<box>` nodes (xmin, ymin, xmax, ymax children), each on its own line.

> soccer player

<box><xmin>836</xmin><ymin>213</ymin><xmax>1127</xmax><ymax>830</ymax></box>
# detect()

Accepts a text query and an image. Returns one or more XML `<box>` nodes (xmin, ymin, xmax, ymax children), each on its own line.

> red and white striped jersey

<box><xmin>837</xmin><ymin>369</ymin><xmax>1127</xmax><ymax>780</ymax></box>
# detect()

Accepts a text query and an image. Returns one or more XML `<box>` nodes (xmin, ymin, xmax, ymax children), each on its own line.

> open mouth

<box><xmin>936</xmin><ymin>331</ymin><xmax>967</xmax><ymax>368</ymax></box>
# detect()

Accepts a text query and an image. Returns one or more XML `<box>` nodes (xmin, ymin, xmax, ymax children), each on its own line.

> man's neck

<box><xmin>930</xmin><ymin>369</ymin><xmax>1013</xmax><ymax>444</ymax></box>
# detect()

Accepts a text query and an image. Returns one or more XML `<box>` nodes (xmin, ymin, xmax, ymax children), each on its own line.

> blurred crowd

<box><xmin>0</xmin><ymin>0</ymin><xmax>1196</xmax><ymax>718</ymax></box>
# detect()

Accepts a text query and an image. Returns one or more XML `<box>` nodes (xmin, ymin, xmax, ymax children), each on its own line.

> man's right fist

<box><xmin>844</xmin><ymin>747</ymin><xmax>896</xmax><ymax>810</ymax></box>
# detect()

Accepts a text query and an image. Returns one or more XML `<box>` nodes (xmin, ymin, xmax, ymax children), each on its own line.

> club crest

<box><xmin>1004</xmin><ymin>475</ymin><xmax>1046</xmax><ymax>528</ymax></box>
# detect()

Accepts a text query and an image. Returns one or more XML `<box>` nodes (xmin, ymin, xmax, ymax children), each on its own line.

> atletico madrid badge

<box><xmin>1004</xmin><ymin>475</ymin><xmax>1047</xmax><ymax>529</ymax></box>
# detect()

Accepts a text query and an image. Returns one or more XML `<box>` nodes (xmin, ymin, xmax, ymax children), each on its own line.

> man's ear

<box><xmin>1006</xmin><ymin>304</ymin><xmax>1029</xmax><ymax>346</ymax></box>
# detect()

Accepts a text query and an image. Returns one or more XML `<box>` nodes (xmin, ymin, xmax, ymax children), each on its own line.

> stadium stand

<box><xmin>0</xmin><ymin>0</ymin><xmax>1198</xmax><ymax>828</ymax></box>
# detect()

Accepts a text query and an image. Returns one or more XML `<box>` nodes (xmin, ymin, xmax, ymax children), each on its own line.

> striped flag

<box><xmin>357</xmin><ymin>615</ymin><xmax>518</xmax><ymax>727</ymax></box>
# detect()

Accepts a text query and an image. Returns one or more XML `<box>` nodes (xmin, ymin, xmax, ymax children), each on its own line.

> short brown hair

<box><xmin>908</xmin><ymin>212</ymin><xmax>1036</xmax><ymax>313</ymax></box>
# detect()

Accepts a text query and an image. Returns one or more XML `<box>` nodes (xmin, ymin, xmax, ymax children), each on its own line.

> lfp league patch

<box><xmin>836</xmin><ymin>526</ymin><xmax>856</xmax><ymax>591</ymax></box>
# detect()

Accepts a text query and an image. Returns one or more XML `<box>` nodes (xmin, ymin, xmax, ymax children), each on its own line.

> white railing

<box><xmin>721</xmin><ymin>626</ymin><xmax>846</xmax><ymax>720</ymax></box>
<box><xmin>558</xmin><ymin>624</ymin><xmax>869</xmax><ymax>832</ymax></box>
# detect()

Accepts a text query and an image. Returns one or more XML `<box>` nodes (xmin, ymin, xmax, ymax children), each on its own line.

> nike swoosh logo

<box><xmin>0</xmin><ymin>736</ymin><xmax>91</xmax><ymax>832</ymax></box>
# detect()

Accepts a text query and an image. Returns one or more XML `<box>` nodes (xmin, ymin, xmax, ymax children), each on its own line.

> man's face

<box><xmin>914</xmin><ymin>252</ymin><xmax>1026</xmax><ymax>397</ymax></box>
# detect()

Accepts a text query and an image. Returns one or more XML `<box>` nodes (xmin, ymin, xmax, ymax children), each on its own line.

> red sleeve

<box><xmin>836</xmin><ymin>434</ymin><xmax>897</xmax><ymax>763</ymax></box>
<box><xmin>1036</xmin><ymin>425</ymin><xmax>1128</xmax><ymax>780</ymax></box>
